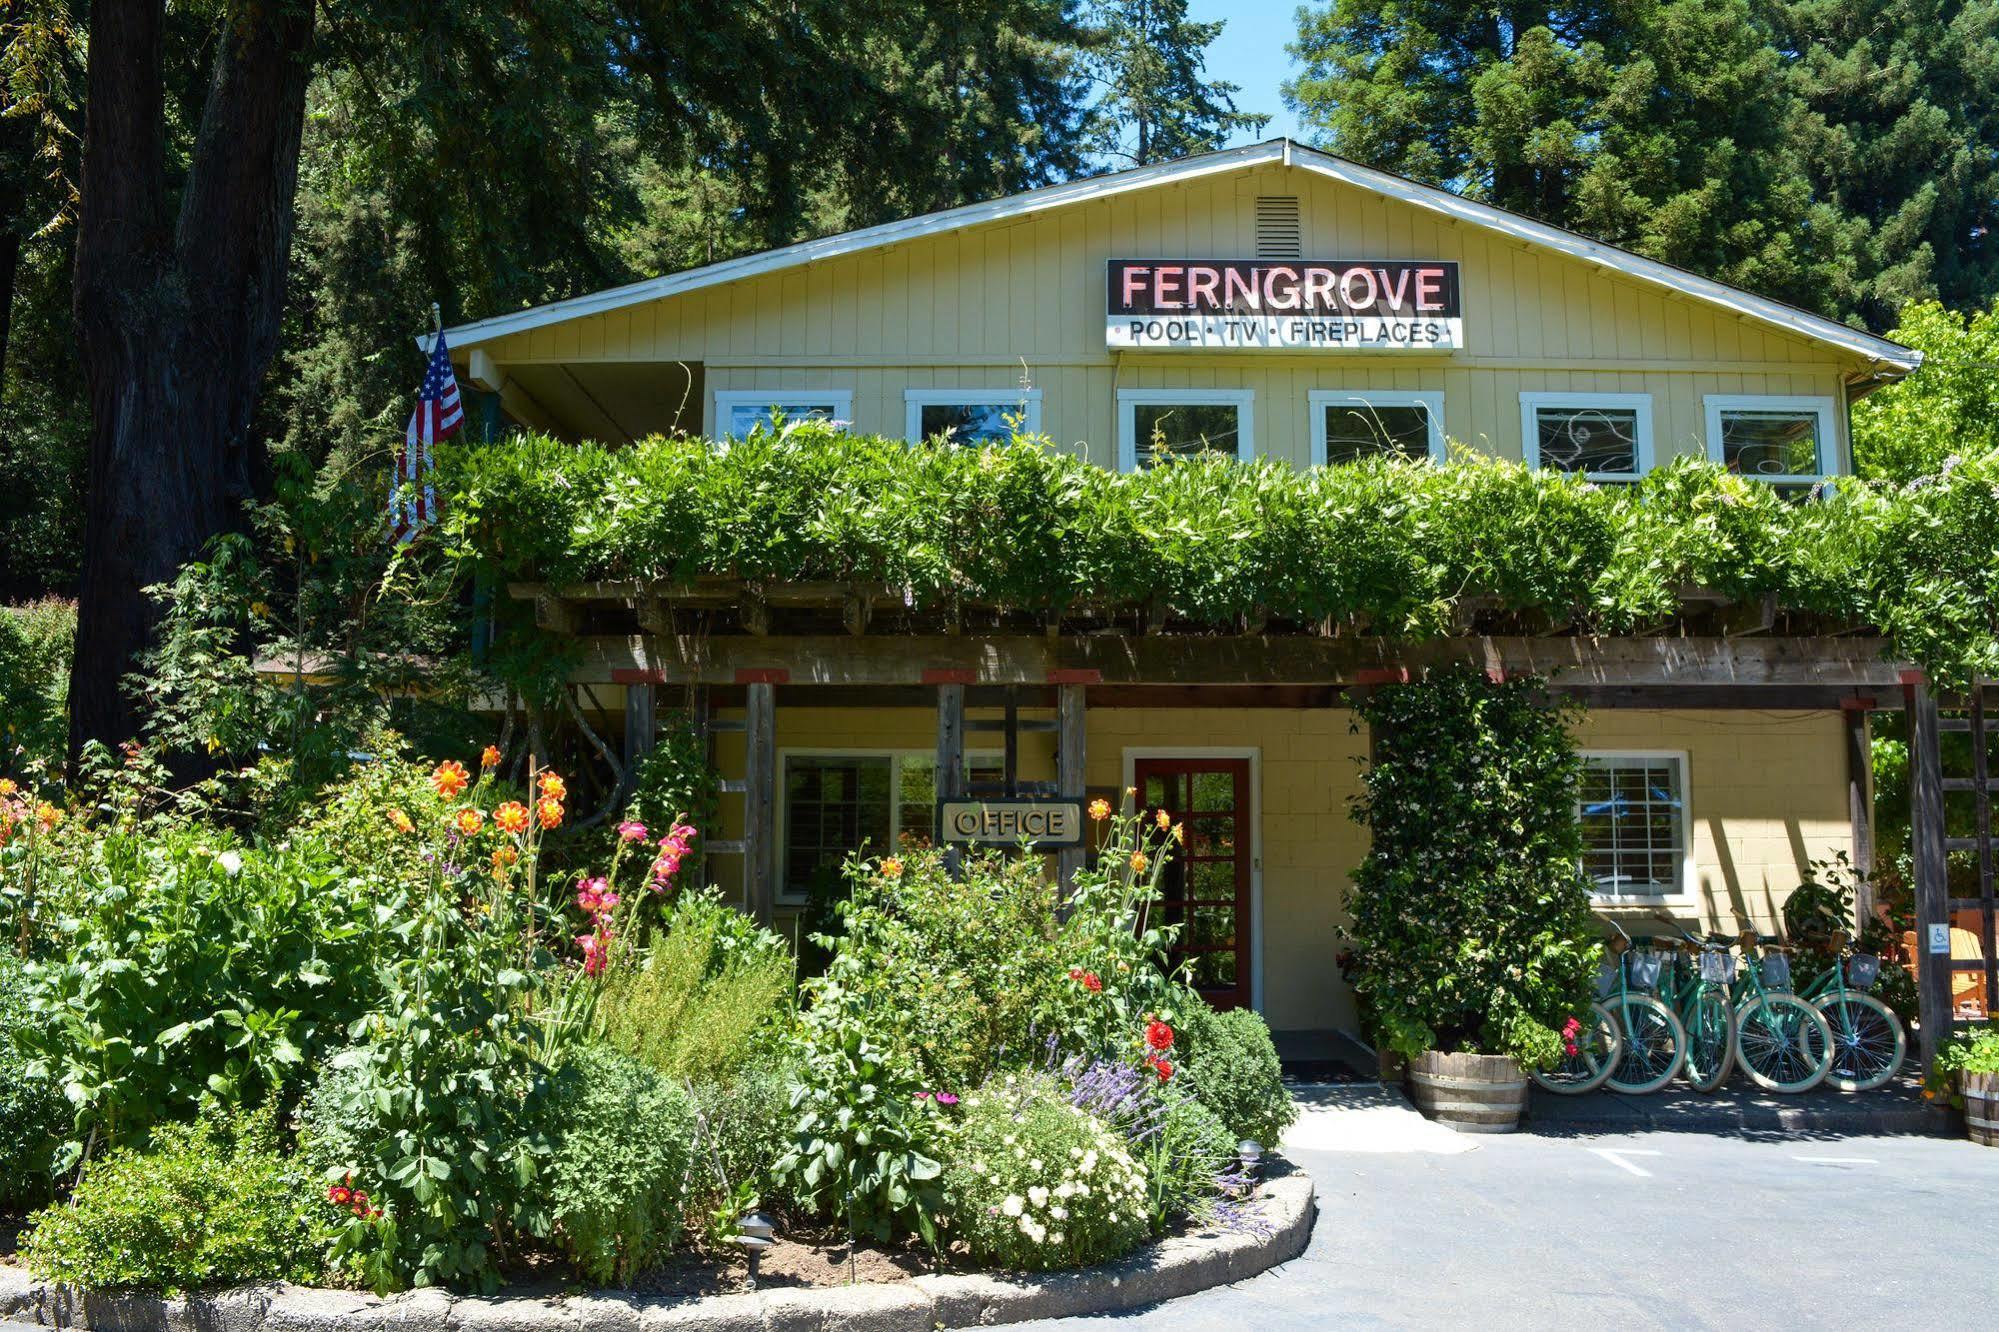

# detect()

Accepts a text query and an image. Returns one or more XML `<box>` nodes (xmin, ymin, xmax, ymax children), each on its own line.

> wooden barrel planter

<box><xmin>1404</xmin><ymin>1051</ymin><xmax>1529</xmax><ymax>1133</ymax></box>
<box><xmin>1965</xmin><ymin>1072</ymin><xmax>1999</xmax><ymax>1146</ymax></box>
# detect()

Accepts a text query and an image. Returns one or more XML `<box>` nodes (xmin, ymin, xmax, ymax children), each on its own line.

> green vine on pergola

<box><xmin>437</xmin><ymin>423</ymin><xmax>1999</xmax><ymax>686</ymax></box>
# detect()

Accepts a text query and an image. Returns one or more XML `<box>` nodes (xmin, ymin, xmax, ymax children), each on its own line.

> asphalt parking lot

<box><xmin>1022</xmin><ymin>1084</ymin><xmax>1999</xmax><ymax>1329</ymax></box>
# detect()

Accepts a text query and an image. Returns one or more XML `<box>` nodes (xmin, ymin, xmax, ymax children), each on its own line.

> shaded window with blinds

<box><xmin>1255</xmin><ymin>196</ymin><xmax>1301</xmax><ymax>259</ymax></box>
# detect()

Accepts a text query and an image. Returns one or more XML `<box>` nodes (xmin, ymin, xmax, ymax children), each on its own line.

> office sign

<box><xmin>938</xmin><ymin>798</ymin><xmax>1086</xmax><ymax>850</ymax></box>
<box><xmin>1106</xmin><ymin>259</ymin><xmax>1463</xmax><ymax>351</ymax></box>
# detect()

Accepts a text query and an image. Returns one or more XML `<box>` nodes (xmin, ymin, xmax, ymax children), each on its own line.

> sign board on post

<box><xmin>1928</xmin><ymin>922</ymin><xmax>1952</xmax><ymax>955</ymax></box>
<box><xmin>938</xmin><ymin>798</ymin><xmax>1085</xmax><ymax>850</ymax></box>
<box><xmin>1106</xmin><ymin>259</ymin><xmax>1463</xmax><ymax>351</ymax></box>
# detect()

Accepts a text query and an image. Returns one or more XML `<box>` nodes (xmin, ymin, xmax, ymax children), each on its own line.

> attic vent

<box><xmin>1255</xmin><ymin>196</ymin><xmax>1301</xmax><ymax>259</ymax></box>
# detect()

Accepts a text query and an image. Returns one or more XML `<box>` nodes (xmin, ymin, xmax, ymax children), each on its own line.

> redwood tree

<box><xmin>68</xmin><ymin>0</ymin><xmax>315</xmax><ymax>760</ymax></box>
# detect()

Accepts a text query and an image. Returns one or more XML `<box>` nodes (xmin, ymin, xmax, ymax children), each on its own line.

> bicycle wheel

<box><xmin>1532</xmin><ymin>1002</ymin><xmax>1623</xmax><ymax>1095</ymax></box>
<box><xmin>1814</xmin><ymin>991</ymin><xmax>1906</xmax><ymax>1093</ymax></box>
<box><xmin>1682</xmin><ymin>988</ymin><xmax>1735</xmax><ymax>1093</ymax></box>
<box><xmin>1732</xmin><ymin>993</ymin><xmax>1832</xmax><ymax>1093</ymax></box>
<box><xmin>1605</xmin><ymin>993</ymin><xmax>1686</xmax><ymax>1094</ymax></box>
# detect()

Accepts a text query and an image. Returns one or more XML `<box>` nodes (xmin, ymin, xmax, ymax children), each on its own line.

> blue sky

<box><xmin>1185</xmin><ymin>0</ymin><xmax>1306</xmax><ymax>145</ymax></box>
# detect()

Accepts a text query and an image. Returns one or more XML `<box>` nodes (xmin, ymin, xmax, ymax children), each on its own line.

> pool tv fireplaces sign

<box><xmin>937</xmin><ymin>798</ymin><xmax>1086</xmax><ymax>850</ymax></box>
<box><xmin>1106</xmin><ymin>259</ymin><xmax>1463</xmax><ymax>351</ymax></box>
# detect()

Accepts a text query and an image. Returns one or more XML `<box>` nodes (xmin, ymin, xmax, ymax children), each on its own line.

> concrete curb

<box><xmin>0</xmin><ymin>1171</ymin><xmax>1313</xmax><ymax>1331</ymax></box>
<box><xmin>1527</xmin><ymin>1089</ymin><xmax>1957</xmax><ymax>1138</ymax></box>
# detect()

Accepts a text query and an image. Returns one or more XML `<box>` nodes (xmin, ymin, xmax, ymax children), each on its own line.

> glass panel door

<box><xmin>1133</xmin><ymin>757</ymin><xmax>1252</xmax><ymax>1010</ymax></box>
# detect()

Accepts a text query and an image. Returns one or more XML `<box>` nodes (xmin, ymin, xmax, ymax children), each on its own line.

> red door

<box><xmin>1133</xmin><ymin>757</ymin><xmax>1252</xmax><ymax>1010</ymax></box>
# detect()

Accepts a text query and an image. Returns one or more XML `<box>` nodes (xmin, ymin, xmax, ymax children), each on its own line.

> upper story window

<box><xmin>1579</xmin><ymin>752</ymin><xmax>1691</xmax><ymax>904</ymax></box>
<box><xmin>1310</xmin><ymin>390</ymin><xmax>1445</xmax><ymax>465</ymax></box>
<box><xmin>904</xmin><ymin>389</ymin><xmax>1043</xmax><ymax>445</ymax></box>
<box><xmin>1520</xmin><ymin>392</ymin><xmax>1654</xmax><ymax>483</ymax></box>
<box><xmin>716</xmin><ymin>389</ymin><xmax>853</xmax><ymax>440</ymax></box>
<box><xmin>1117</xmin><ymin>388</ymin><xmax>1255</xmax><ymax>471</ymax></box>
<box><xmin>1704</xmin><ymin>395</ymin><xmax>1838</xmax><ymax>496</ymax></box>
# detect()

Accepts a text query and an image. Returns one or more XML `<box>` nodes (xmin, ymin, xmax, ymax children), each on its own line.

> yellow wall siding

<box><xmin>695</xmin><ymin>703</ymin><xmax>1852</xmax><ymax>1036</ymax></box>
<box><xmin>483</xmin><ymin>162</ymin><xmax>1868</xmax><ymax>474</ymax></box>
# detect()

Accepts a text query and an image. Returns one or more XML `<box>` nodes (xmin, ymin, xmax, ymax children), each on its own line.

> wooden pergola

<box><xmin>514</xmin><ymin>577</ymin><xmax>1988</xmax><ymax>1078</ymax></box>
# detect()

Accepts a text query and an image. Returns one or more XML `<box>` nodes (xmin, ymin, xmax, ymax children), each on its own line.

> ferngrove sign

<box><xmin>937</xmin><ymin>798</ymin><xmax>1086</xmax><ymax>850</ymax></box>
<box><xmin>1106</xmin><ymin>259</ymin><xmax>1463</xmax><ymax>351</ymax></box>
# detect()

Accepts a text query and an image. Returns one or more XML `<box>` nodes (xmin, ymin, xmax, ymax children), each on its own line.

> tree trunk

<box><xmin>67</xmin><ymin>0</ymin><xmax>316</xmax><ymax>764</ymax></box>
<box><xmin>0</xmin><ymin>228</ymin><xmax>17</xmax><ymax>390</ymax></box>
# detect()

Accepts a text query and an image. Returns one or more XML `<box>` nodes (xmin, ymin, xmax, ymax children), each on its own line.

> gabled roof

<box><xmin>441</xmin><ymin>139</ymin><xmax>1920</xmax><ymax>373</ymax></box>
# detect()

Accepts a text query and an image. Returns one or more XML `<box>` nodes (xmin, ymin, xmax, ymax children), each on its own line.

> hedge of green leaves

<box><xmin>440</xmin><ymin>424</ymin><xmax>1999</xmax><ymax>682</ymax></box>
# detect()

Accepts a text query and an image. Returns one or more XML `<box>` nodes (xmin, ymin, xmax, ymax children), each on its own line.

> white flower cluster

<box><xmin>949</xmin><ymin>1082</ymin><xmax>1150</xmax><ymax>1271</ymax></box>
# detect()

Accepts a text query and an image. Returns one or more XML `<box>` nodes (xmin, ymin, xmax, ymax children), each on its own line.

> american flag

<box><xmin>390</xmin><ymin>328</ymin><xmax>463</xmax><ymax>544</ymax></box>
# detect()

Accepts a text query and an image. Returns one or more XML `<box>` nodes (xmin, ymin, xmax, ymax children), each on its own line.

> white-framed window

<box><xmin>1309</xmin><ymin>390</ymin><xmax>1446</xmax><ymax>465</ymax></box>
<box><xmin>1116</xmin><ymin>388</ymin><xmax>1255</xmax><ymax>470</ymax></box>
<box><xmin>777</xmin><ymin>749</ymin><xmax>1001</xmax><ymax>902</ymax></box>
<box><xmin>1578</xmin><ymin>751</ymin><xmax>1693</xmax><ymax>904</ymax></box>
<box><xmin>1703</xmin><ymin>394</ymin><xmax>1839</xmax><ymax>494</ymax></box>
<box><xmin>1520</xmin><ymin>391</ymin><xmax>1654</xmax><ymax>482</ymax></box>
<box><xmin>903</xmin><ymin>388</ymin><xmax>1043</xmax><ymax>445</ymax></box>
<box><xmin>715</xmin><ymin>389</ymin><xmax>853</xmax><ymax>440</ymax></box>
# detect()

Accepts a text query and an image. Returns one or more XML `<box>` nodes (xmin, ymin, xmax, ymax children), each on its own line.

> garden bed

<box><xmin>0</xmin><ymin>1169</ymin><xmax>1312</xmax><ymax>1331</ymax></box>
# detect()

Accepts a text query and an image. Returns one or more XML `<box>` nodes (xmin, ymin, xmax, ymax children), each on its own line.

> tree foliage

<box><xmin>1285</xmin><ymin>0</ymin><xmax>1999</xmax><ymax>328</ymax></box>
<box><xmin>1852</xmin><ymin>301</ymin><xmax>1999</xmax><ymax>481</ymax></box>
<box><xmin>1081</xmin><ymin>0</ymin><xmax>1269</xmax><ymax>165</ymax></box>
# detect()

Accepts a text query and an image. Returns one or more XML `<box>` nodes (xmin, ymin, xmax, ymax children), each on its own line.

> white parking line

<box><xmin>1791</xmin><ymin>1155</ymin><xmax>1878</xmax><ymax>1166</ymax></box>
<box><xmin>1588</xmin><ymin>1147</ymin><xmax>1663</xmax><ymax>1177</ymax></box>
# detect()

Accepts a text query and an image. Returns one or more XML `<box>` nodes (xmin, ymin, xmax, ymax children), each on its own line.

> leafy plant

<box><xmin>22</xmin><ymin>1110</ymin><xmax>328</xmax><ymax>1293</ymax></box>
<box><xmin>0</xmin><ymin>951</ymin><xmax>67</xmax><ymax>1209</ymax></box>
<box><xmin>593</xmin><ymin>887</ymin><xmax>793</xmax><ymax>1083</ymax></box>
<box><xmin>1344</xmin><ymin>671</ymin><xmax>1601</xmax><ymax>1068</ymax></box>
<box><xmin>0</xmin><ymin>598</ymin><xmax>73</xmax><ymax>773</ymax></box>
<box><xmin>1172</xmin><ymin>999</ymin><xmax>1295</xmax><ymax>1149</ymax></box>
<box><xmin>942</xmin><ymin>1073</ymin><xmax>1151</xmax><ymax>1272</ymax></box>
<box><xmin>622</xmin><ymin>715</ymin><xmax>719</xmax><ymax>879</ymax></box>
<box><xmin>541</xmin><ymin>1045</ymin><xmax>696</xmax><ymax>1286</ymax></box>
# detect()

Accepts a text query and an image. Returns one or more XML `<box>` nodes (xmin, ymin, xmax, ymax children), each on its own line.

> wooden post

<box><xmin>936</xmin><ymin>682</ymin><xmax>965</xmax><ymax>876</ymax></box>
<box><xmin>744</xmin><ymin>682</ymin><xmax>776</xmax><ymax>925</ymax></box>
<box><xmin>1907</xmin><ymin>677</ymin><xmax>1951</xmax><ymax>1077</ymax></box>
<box><xmin>621</xmin><ymin>682</ymin><xmax>656</xmax><ymax>800</ymax></box>
<box><xmin>1057</xmin><ymin>683</ymin><xmax>1087</xmax><ymax>893</ymax></box>
<box><xmin>1842</xmin><ymin>701</ymin><xmax>1875</xmax><ymax>923</ymax></box>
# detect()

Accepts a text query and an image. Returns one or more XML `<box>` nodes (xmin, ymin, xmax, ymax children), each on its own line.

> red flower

<box><xmin>1144</xmin><ymin>1019</ymin><xmax>1174</xmax><ymax>1052</ymax></box>
<box><xmin>328</xmin><ymin>1185</ymin><xmax>352</xmax><ymax>1206</ymax></box>
<box><xmin>1083</xmin><ymin>972</ymin><xmax>1103</xmax><ymax>993</ymax></box>
<box><xmin>1149</xmin><ymin>1057</ymin><xmax>1174</xmax><ymax>1082</ymax></box>
<box><xmin>352</xmin><ymin>1204</ymin><xmax>368</xmax><ymax>1217</ymax></box>
<box><xmin>1067</xmin><ymin>967</ymin><xmax>1084</xmax><ymax>981</ymax></box>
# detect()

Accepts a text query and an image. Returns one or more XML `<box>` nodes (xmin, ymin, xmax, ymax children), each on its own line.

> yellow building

<box><xmin>442</xmin><ymin>140</ymin><xmax>1917</xmax><ymax>1057</ymax></box>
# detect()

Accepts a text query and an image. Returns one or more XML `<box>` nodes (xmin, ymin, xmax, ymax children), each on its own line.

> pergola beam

<box><xmin>579</xmin><ymin>633</ymin><xmax>1904</xmax><ymax>691</ymax></box>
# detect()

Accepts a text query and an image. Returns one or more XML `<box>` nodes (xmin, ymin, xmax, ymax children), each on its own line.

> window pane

<box><xmin>727</xmin><ymin>401</ymin><xmax>841</xmax><ymax>439</ymax></box>
<box><xmin>1134</xmin><ymin>403</ymin><xmax>1240</xmax><ymax>464</ymax></box>
<box><xmin>784</xmin><ymin>756</ymin><xmax>892</xmax><ymax>893</ymax></box>
<box><xmin>1536</xmin><ymin>406</ymin><xmax>1639</xmax><ymax>475</ymax></box>
<box><xmin>1578</xmin><ymin>756</ymin><xmax>1684</xmax><ymax>895</ymax></box>
<box><xmin>1719</xmin><ymin>410</ymin><xmax>1822</xmax><ymax>478</ymax></box>
<box><xmin>1322</xmin><ymin>402</ymin><xmax>1432</xmax><ymax>463</ymax></box>
<box><xmin>920</xmin><ymin>402</ymin><xmax>1025</xmax><ymax>444</ymax></box>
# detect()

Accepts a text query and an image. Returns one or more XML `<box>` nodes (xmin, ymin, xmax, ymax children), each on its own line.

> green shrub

<box><xmin>543</xmin><ymin>1046</ymin><xmax>696</xmax><ymax>1286</ymax></box>
<box><xmin>0</xmin><ymin>598</ymin><xmax>73</xmax><ymax>771</ymax></box>
<box><xmin>0</xmin><ymin>952</ymin><xmax>67</xmax><ymax>1209</ymax></box>
<box><xmin>687</xmin><ymin>1047</ymin><xmax>796</xmax><ymax>1218</ymax></box>
<box><xmin>943</xmin><ymin>1074</ymin><xmax>1150</xmax><ymax>1272</ymax></box>
<box><xmin>595</xmin><ymin>888</ymin><xmax>793</xmax><ymax>1083</ymax></box>
<box><xmin>22</xmin><ymin>1112</ymin><xmax>326</xmax><ymax>1293</ymax></box>
<box><xmin>1345</xmin><ymin>671</ymin><xmax>1601</xmax><ymax>1068</ymax></box>
<box><xmin>21</xmin><ymin>829</ymin><xmax>386</xmax><ymax>1155</ymax></box>
<box><xmin>1174</xmin><ymin>1001</ymin><xmax>1295</xmax><ymax>1149</ymax></box>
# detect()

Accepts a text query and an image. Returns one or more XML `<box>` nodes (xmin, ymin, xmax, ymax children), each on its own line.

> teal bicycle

<box><xmin>1794</xmin><ymin>930</ymin><xmax>1906</xmax><ymax>1092</ymax></box>
<box><xmin>1649</xmin><ymin>920</ymin><xmax>1737</xmax><ymax>1093</ymax></box>
<box><xmin>1729</xmin><ymin>930</ymin><xmax>1834</xmax><ymax>1093</ymax></box>
<box><xmin>1597</xmin><ymin>922</ymin><xmax>1687</xmax><ymax>1094</ymax></box>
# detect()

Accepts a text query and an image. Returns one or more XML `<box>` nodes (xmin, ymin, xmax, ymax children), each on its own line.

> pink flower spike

<box><xmin>617</xmin><ymin>820</ymin><xmax>648</xmax><ymax>842</ymax></box>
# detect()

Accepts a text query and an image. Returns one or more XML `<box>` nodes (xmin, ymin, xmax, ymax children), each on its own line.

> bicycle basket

<box><xmin>1595</xmin><ymin>959</ymin><xmax>1620</xmax><ymax>1000</ymax></box>
<box><xmin>1762</xmin><ymin>953</ymin><xmax>1792</xmax><ymax>988</ymax></box>
<box><xmin>1847</xmin><ymin>954</ymin><xmax>1881</xmax><ymax>990</ymax></box>
<box><xmin>1698</xmin><ymin>951</ymin><xmax>1737</xmax><ymax>985</ymax></box>
<box><xmin>1626</xmin><ymin>951</ymin><xmax>1664</xmax><ymax>990</ymax></box>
